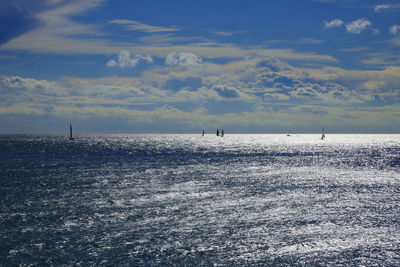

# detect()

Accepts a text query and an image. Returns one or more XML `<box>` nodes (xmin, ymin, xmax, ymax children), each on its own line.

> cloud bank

<box><xmin>2</xmin><ymin>57</ymin><xmax>400</xmax><ymax>132</ymax></box>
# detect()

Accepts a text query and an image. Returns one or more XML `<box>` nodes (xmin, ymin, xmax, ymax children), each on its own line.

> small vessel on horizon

<box><xmin>202</xmin><ymin>129</ymin><xmax>205</xmax><ymax>136</ymax></box>
<box><xmin>69</xmin><ymin>123</ymin><xmax>75</xmax><ymax>140</ymax></box>
<box><xmin>221</xmin><ymin>129</ymin><xmax>224</xmax><ymax>137</ymax></box>
<box><xmin>216</xmin><ymin>129</ymin><xmax>219</xmax><ymax>136</ymax></box>
<box><xmin>321</xmin><ymin>127</ymin><xmax>326</xmax><ymax>140</ymax></box>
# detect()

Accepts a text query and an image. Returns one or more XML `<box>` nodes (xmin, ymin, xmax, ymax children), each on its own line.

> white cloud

<box><xmin>346</xmin><ymin>18</ymin><xmax>371</xmax><ymax>34</ymax></box>
<box><xmin>109</xmin><ymin>19</ymin><xmax>180</xmax><ymax>33</ymax></box>
<box><xmin>2</xmin><ymin>76</ymin><xmax>55</xmax><ymax>92</ymax></box>
<box><xmin>0</xmin><ymin>1</ymin><xmax>337</xmax><ymax>63</ymax></box>
<box><xmin>107</xmin><ymin>49</ymin><xmax>153</xmax><ymax>68</ymax></box>
<box><xmin>3</xmin><ymin>58</ymin><xmax>400</xmax><ymax>132</ymax></box>
<box><xmin>106</xmin><ymin>60</ymin><xmax>117</xmax><ymax>67</ymax></box>
<box><xmin>374</xmin><ymin>4</ymin><xmax>400</xmax><ymax>12</ymax></box>
<box><xmin>165</xmin><ymin>52</ymin><xmax>203</xmax><ymax>66</ymax></box>
<box><xmin>0</xmin><ymin>75</ymin><xmax>67</xmax><ymax>98</ymax></box>
<box><xmin>374</xmin><ymin>4</ymin><xmax>391</xmax><ymax>12</ymax></box>
<box><xmin>389</xmin><ymin>25</ymin><xmax>400</xmax><ymax>35</ymax></box>
<box><xmin>324</xmin><ymin>19</ymin><xmax>343</xmax><ymax>28</ymax></box>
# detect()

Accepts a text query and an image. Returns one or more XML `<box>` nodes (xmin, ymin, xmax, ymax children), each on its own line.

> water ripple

<box><xmin>1</xmin><ymin>134</ymin><xmax>400</xmax><ymax>265</ymax></box>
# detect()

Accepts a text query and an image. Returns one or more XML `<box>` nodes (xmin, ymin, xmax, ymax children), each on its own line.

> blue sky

<box><xmin>1</xmin><ymin>0</ymin><xmax>400</xmax><ymax>133</ymax></box>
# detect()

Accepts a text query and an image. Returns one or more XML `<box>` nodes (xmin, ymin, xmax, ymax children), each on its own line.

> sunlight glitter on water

<box><xmin>1</xmin><ymin>134</ymin><xmax>400</xmax><ymax>265</ymax></box>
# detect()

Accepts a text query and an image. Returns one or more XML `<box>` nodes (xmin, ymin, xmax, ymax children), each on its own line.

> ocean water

<box><xmin>1</xmin><ymin>134</ymin><xmax>400</xmax><ymax>265</ymax></box>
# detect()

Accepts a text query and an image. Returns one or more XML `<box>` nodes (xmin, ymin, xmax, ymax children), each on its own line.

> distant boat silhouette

<box><xmin>321</xmin><ymin>127</ymin><xmax>326</xmax><ymax>140</ymax></box>
<box><xmin>221</xmin><ymin>129</ymin><xmax>224</xmax><ymax>137</ymax></box>
<box><xmin>69</xmin><ymin>123</ymin><xmax>75</xmax><ymax>140</ymax></box>
<box><xmin>216</xmin><ymin>129</ymin><xmax>219</xmax><ymax>136</ymax></box>
<box><xmin>202</xmin><ymin>129</ymin><xmax>205</xmax><ymax>136</ymax></box>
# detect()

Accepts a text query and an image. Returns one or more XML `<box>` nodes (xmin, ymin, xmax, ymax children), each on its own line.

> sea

<box><xmin>1</xmin><ymin>134</ymin><xmax>400</xmax><ymax>266</ymax></box>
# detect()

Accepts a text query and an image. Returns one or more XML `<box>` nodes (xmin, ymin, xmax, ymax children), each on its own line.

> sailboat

<box><xmin>221</xmin><ymin>129</ymin><xmax>224</xmax><ymax>137</ymax></box>
<box><xmin>216</xmin><ymin>129</ymin><xmax>219</xmax><ymax>136</ymax></box>
<box><xmin>202</xmin><ymin>129</ymin><xmax>205</xmax><ymax>136</ymax></box>
<box><xmin>321</xmin><ymin>127</ymin><xmax>326</xmax><ymax>140</ymax></box>
<box><xmin>69</xmin><ymin>123</ymin><xmax>75</xmax><ymax>140</ymax></box>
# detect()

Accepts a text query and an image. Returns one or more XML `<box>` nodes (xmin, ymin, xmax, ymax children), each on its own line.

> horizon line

<box><xmin>2</xmin><ymin>132</ymin><xmax>400</xmax><ymax>135</ymax></box>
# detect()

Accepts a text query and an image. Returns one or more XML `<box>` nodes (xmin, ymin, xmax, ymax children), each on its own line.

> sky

<box><xmin>1</xmin><ymin>0</ymin><xmax>400</xmax><ymax>134</ymax></box>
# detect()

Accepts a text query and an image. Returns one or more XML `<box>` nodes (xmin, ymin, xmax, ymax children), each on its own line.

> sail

<box><xmin>69</xmin><ymin>124</ymin><xmax>74</xmax><ymax>140</ymax></box>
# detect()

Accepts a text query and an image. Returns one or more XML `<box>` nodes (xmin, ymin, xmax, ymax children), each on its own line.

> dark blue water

<box><xmin>1</xmin><ymin>134</ymin><xmax>400</xmax><ymax>265</ymax></box>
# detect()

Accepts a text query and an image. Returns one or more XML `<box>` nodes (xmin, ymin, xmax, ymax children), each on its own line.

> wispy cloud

<box><xmin>375</xmin><ymin>4</ymin><xmax>391</xmax><ymax>12</ymax></box>
<box><xmin>361</xmin><ymin>52</ymin><xmax>400</xmax><ymax>66</ymax></box>
<box><xmin>1</xmin><ymin>0</ymin><xmax>117</xmax><ymax>54</ymax></box>
<box><xmin>267</xmin><ymin>38</ymin><xmax>324</xmax><ymax>45</ymax></box>
<box><xmin>213</xmin><ymin>31</ymin><xmax>235</xmax><ymax>36</ymax></box>
<box><xmin>299</xmin><ymin>38</ymin><xmax>324</xmax><ymax>44</ymax></box>
<box><xmin>211</xmin><ymin>30</ymin><xmax>244</xmax><ymax>37</ymax></box>
<box><xmin>138</xmin><ymin>34</ymin><xmax>202</xmax><ymax>46</ymax></box>
<box><xmin>324</xmin><ymin>19</ymin><xmax>343</xmax><ymax>28</ymax></box>
<box><xmin>109</xmin><ymin>19</ymin><xmax>180</xmax><ymax>32</ymax></box>
<box><xmin>346</xmin><ymin>18</ymin><xmax>371</xmax><ymax>34</ymax></box>
<box><xmin>0</xmin><ymin>4</ymin><xmax>336</xmax><ymax>64</ymax></box>
<box><xmin>107</xmin><ymin>49</ymin><xmax>153</xmax><ymax>68</ymax></box>
<box><xmin>0</xmin><ymin>55</ymin><xmax>17</xmax><ymax>59</ymax></box>
<box><xmin>374</xmin><ymin>4</ymin><xmax>400</xmax><ymax>12</ymax></box>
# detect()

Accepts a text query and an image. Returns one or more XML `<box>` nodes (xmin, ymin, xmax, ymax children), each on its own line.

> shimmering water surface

<box><xmin>1</xmin><ymin>134</ymin><xmax>400</xmax><ymax>265</ymax></box>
